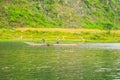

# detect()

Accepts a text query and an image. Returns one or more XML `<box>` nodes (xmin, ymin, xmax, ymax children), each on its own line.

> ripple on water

<box><xmin>1</xmin><ymin>65</ymin><xmax>15</xmax><ymax>72</ymax></box>
<box><xmin>95</xmin><ymin>67</ymin><xmax>112</xmax><ymax>72</ymax></box>
<box><xmin>27</xmin><ymin>65</ymin><xmax>51</xmax><ymax>72</ymax></box>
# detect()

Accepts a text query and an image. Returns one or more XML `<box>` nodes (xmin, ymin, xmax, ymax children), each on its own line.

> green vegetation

<box><xmin>0</xmin><ymin>28</ymin><xmax>120</xmax><ymax>43</ymax></box>
<box><xmin>0</xmin><ymin>0</ymin><xmax>120</xmax><ymax>29</ymax></box>
<box><xmin>0</xmin><ymin>0</ymin><xmax>120</xmax><ymax>42</ymax></box>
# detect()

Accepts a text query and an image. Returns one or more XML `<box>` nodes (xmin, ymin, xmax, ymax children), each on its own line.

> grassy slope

<box><xmin>0</xmin><ymin>28</ymin><xmax>120</xmax><ymax>43</ymax></box>
<box><xmin>0</xmin><ymin>0</ymin><xmax>120</xmax><ymax>29</ymax></box>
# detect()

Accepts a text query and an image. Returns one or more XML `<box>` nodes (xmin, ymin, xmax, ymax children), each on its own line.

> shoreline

<box><xmin>0</xmin><ymin>39</ymin><xmax>120</xmax><ymax>43</ymax></box>
<box><xmin>0</xmin><ymin>28</ymin><xmax>120</xmax><ymax>43</ymax></box>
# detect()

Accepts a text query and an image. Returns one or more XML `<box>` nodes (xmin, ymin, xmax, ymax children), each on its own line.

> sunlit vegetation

<box><xmin>0</xmin><ymin>0</ymin><xmax>119</xmax><ymax>29</ymax></box>
<box><xmin>0</xmin><ymin>28</ymin><xmax>120</xmax><ymax>42</ymax></box>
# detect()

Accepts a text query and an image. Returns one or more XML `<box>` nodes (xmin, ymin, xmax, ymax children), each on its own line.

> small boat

<box><xmin>24</xmin><ymin>42</ymin><xmax>78</xmax><ymax>46</ymax></box>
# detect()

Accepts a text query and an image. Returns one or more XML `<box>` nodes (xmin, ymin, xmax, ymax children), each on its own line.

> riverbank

<box><xmin>0</xmin><ymin>28</ymin><xmax>120</xmax><ymax>43</ymax></box>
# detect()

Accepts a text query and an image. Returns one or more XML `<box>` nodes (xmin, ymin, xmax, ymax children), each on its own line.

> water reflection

<box><xmin>0</xmin><ymin>42</ymin><xmax>120</xmax><ymax>80</ymax></box>
<box><xmin>84</xmin><ymin>43</ymin><xmax>120</xmax><ymax>50</ymax></box>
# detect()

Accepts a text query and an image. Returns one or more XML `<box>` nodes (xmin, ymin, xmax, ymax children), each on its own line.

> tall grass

<box><xmin>0</xmin><ymin>28</ymin><xmax>120</xmax><ymax>42</ymax></box>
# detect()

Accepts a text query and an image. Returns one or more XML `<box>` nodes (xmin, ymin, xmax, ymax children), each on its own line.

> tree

<box><xmin>103</xmin><ymin>22</ymin><xmax>113</xmax><ymax>34</ymax></box>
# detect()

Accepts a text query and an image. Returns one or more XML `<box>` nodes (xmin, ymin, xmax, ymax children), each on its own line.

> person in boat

<box><xmin>56</xmin><ymin>38</ymin><xmax>60</xmax><ymax>44</ymax></box>
<box><xmin>41</xmin><ymin>38</ymin><xmax>45</xmax><ymax>43</ymax></box>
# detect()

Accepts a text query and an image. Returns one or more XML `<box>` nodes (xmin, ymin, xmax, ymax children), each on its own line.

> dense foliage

<box><xmin>0</xmin><ymin>0</ymin><xmax>120</xmax><ymax>29</ymax></box>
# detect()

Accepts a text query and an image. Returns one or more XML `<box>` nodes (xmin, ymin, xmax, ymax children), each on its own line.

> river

<box><xmin>0</xmin><ymin>42</ymin><xmax>120</xmax><ymax>80</ymax></box>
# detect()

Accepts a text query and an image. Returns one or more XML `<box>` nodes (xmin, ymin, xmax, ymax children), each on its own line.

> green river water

<box><xmin>0</xmin><ymin>42</ymin><xmax>120</xmax><ymax>80</ymax></box>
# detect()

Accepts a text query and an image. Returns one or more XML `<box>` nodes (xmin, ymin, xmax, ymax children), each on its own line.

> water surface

<box><xmin>0</xmin><ymin>42</ymin><xmax>120</xmax><ymax>80</ymax></box>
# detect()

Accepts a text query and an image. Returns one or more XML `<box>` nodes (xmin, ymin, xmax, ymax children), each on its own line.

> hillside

<box><xmin>0</xmin><ymin>0</ymin><xmax>120</xmax><ymax>29</ymax></box>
